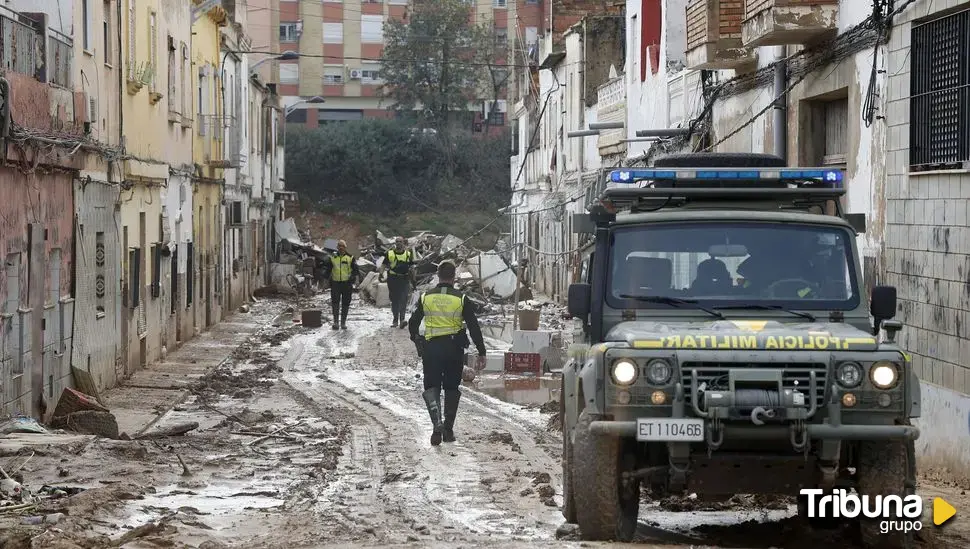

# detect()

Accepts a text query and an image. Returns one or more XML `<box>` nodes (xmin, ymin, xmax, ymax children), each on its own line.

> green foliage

<box><xmin>381</xmin><ymin>0</ymin><xmax>497</xmax><ymax>127</ymax></box>
<box><xmin>285</xmin><ymin>119</ymin><xmax>511</xmax><ymax>216</ymax></box>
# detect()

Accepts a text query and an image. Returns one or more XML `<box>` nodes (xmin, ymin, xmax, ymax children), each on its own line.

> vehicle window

<box><xmin>606</xmin><ymin>222</ymin><xmax>860</xmax><ymax>310</ymax></box>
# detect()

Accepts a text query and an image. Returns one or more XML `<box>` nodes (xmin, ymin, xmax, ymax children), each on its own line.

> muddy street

<box><xmin>2</xmin><ymin>297</ymin><xmax>969</xmax><ymax>548</ymax></box>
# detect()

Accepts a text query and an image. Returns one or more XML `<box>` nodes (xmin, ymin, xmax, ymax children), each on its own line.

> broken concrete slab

<box><xmin>0</xmin><ymin>433</ymin><xmax>94</xmax><ymax>455</ymax></box>
<box><xmin>465</xmin><ymin>252</ymin><xmax>517</xmax><ymax>299</ymax></box>
<box><xmin>440</xmin><ymin>234</ymin><xmax>463</xmax><ymax>255</ymax></box>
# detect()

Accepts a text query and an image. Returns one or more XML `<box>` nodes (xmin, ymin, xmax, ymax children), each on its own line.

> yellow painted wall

<box><xmin>191</xmin><ymin>4</ymin><xmax>225</xmax><ymax>172</ymax></box>
<box><xmin>117</xmin><ymin>183</ymin><xmax>167</xmax><ymax>370</ymax></box>
<box><xmin>191</xmin><ymin>182</ymin><xmax>224</xmax><ymax>328</ymax></box>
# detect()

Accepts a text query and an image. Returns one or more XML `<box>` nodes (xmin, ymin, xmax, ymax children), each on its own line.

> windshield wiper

<box><xmin>712</xmin><ymin>304</ymin><xmax>816</xmax><ymax>322</ymax></box>
<box><xmin>619</xmin><ymin>295</ymin><xmax>725</xmax><ymax>319</ymax></box>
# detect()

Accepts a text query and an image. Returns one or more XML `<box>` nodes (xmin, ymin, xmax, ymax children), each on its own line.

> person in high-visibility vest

<box><xmin>378</xmin><ymin>236</ymin><xmax>415</xmax><ymax>328</ymax></box>
<box><xmin>407</xmin><ymin>261</ymin><xmax>487</xmax><ymax>446</ymax></box>
<box><xmin>322</xmin><ymin>240</ymin><xmax>359</xmax><ymax>330</ymax></box>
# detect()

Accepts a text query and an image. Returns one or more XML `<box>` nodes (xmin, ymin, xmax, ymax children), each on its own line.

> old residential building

<box><xmin>1</xmin><ymin>0</ymin><xmax>288</xmax><ymax>418</ymax></box>
<box><xmin>274</xmin><ymin>0</ymin><xmax>514</xmax><ymax>130</ymax></box>
<box><xmin>0</xmin><ymin>6</ymin><xmax>79</xmax><ymax>416</ymax></box>
<box><xmin>508</xmin><ymin>7</ymin><xmax>624</xmax><ymax>301</ymax></box>
<box><xmin>192</xmin><ymin>0</ymin><xmax>229</xmax><ymax>330</ymax></box>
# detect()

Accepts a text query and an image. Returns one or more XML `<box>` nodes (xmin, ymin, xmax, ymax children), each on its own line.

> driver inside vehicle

<box><xmin>736</xmin><ymin>234</ymin><xmax>823</xmax><ymax>299</ymax></box>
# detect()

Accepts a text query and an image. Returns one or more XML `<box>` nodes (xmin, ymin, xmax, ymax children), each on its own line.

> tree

<box><xmin>381</xmin><ymin>0</ymin><xmax>492</xmax><ymax>127</ymax></box>
<box><xmin>284</xmin><ymin>119</ymin><xmax>510</xmax><ymax>214</ymax></box>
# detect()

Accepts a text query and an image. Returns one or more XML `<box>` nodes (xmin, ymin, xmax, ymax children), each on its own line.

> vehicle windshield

<box><xmin>606</xmin><ymin>222</ymin><xmax>860</xmax><ymax>311</ymax></box>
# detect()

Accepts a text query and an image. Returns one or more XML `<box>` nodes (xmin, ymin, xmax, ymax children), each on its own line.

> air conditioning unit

<box><xmin>349</xmin><ymin>69</ymin><xmax>362</xmax><ymax>80</ymax></box>
<box><xmin>88</xmin><ymin>96</ymin><xmax>98</xmax><ymax>121</ymax></box>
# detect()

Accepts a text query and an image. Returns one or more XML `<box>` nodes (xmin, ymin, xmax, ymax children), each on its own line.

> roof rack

<box><xmin>588</xmin><ymin>166</ymin><xmax>847</xmax><ymax>223</ymax></box>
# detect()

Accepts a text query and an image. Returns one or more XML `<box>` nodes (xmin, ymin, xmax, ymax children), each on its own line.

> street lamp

<box><xmin>250</xmin><ymin>50</ymin><xmax>300</xmax><ymax>73</ymax></box>
<box><xmin>285</xmin><ymin>96</ymin><xmax>326</xmax><ymax>117</ymax></box>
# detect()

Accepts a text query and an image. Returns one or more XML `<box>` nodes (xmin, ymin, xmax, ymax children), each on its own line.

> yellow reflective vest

<box><xmin>330</xmin><ymin>254</ymin><xmax>353</xmax><ymax>282</ymax></box>
<box><xmin>386</xmin><ymin>249</ymin><xmax>412</xmax><ymax>276</ymax></box>
<box><xmin>422</xmin><ymin>287</ymin><xmax>464</xmax><ymax>339</ymax></box>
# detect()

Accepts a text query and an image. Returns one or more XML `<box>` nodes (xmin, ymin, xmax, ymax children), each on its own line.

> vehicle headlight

<box><xmin>646</xmin><ymin>359</ymin><xmax>672</xmax><ymax>385</ymax></box>
<box><xmin>612</xmin><ymin>359</ymin><xmax>638</xmax><ymax>385</ymax></box>
<box><xmin>870</xmin><ymin>361</ymin><xmax>899</xmax><ymax>389</ymax></box>
<box><xmin>836</xmin><ymin>362</ymin><xmax>863</xmax><ymax>388</ymax></box>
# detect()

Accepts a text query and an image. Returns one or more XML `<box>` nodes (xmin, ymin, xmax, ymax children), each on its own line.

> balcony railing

<box><xmin>48</xmin><ymin>31</ymin><xmax>72</xmax><ymax>88</ymax></box>
<box><xmin>685</xmin><ymin>0</ymin><xmax>756</xmax><ymax>70</ymax></box>
<box><xmin>1</xmin><ymin>9</ymin><xmax>43</xmax><ymax>81</ymax></box>
<box><xmin>742</xmin><ymin>0</ymin><xmax>839</xmax><ymax>48</ymax></box>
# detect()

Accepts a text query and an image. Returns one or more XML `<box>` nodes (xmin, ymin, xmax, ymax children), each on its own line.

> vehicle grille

<box><xmin>680</xmin><ymin>362</ymin><xmax>828</xmax><ymax>409</ymax></box>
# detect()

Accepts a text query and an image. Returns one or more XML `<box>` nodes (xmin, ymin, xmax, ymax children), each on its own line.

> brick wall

<box><xmin>687</xmin><ymin>0</ymin><xmax>744</xmax><ymax>51</ymax></box>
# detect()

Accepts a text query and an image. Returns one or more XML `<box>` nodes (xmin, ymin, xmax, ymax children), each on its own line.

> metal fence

<box><xmin>48</xmin><ymin>31</ymin><xmax>72</xmax><ymax>88</ymax></box>
<box><xmin>0</xmin><ymin>10</ymin><xmax>43</xmax><ymax>80</ymax></box>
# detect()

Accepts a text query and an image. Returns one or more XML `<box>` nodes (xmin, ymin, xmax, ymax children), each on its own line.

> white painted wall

<box><xmin>624</xmin><ymin>0</ymin><xmax>698</xmax><ymax>159</ymax></box>
<box><xmin>161</xmin><ymin>175</ymin><xmax>193</xmax><ymax>275</ymax></box>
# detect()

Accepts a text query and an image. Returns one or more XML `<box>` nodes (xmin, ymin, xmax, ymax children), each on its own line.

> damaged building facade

<box><xmin>508</xmin><ymin>0</ymin><xmax>970</xmax><ymax>475</ymax></box>
<box><xmin>0</xmin><ymin>0</ymin><xmax>286</xmax><ymax>419</ymax></box>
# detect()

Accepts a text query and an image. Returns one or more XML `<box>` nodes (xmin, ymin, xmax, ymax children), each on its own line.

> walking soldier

<box><xmin>407</xmin><ymin>261</ymin><xmax>486</xmax><ymax>446</ymax></box>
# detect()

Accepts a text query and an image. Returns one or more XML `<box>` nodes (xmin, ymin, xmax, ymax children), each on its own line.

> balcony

<box><xmin>685</xmin><ymin>0</ymin><xmax>756</xmax><ymax>70</ymax></box>
<box><xmin>742</xmin><ymin>0</ymin><xmax>838</xmax><ymax>48</ymax></box>
<box><xmin>1</xmin><ymin>8</ymin><xmax>44</xmax><ymax>81</ymax></box>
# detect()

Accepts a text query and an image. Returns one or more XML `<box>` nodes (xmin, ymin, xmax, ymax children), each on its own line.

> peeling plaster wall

<box><xmin>0</xmin><ymin>170</ymin><xmax>74</xmax><ymax>416</ymax></box>
<box><xmin>72</xmin><ymin>179</ymin><xmax>123</xmax><ymax>393</ymax></box>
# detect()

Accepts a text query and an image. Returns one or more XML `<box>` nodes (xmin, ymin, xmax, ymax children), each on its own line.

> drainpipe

<box><xmin>772</xmin><ymin>46</ymin><xmax>787</xmax><ymax>162</ymax></box>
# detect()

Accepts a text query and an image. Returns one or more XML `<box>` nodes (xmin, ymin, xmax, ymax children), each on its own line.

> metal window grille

<box><xmin>910</xmin><ymin>9</ymin><xmax>970</xmax><ymax>170</ymax></box>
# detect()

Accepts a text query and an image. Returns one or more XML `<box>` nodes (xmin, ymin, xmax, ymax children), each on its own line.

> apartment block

<box><xmin>274</xmin><ymin>0</ymin><xmax>543</xmax><ymax>129</ymax></box>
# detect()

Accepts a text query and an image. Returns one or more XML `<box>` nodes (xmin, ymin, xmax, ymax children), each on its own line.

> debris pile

<box><xmin>356</xmin><ymin>230</ymin><xmax>527</xmax><ymax>307</ymax></box>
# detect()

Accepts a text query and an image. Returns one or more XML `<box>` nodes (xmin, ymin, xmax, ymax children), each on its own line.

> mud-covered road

<box><xmin>2</xmin><ymin>296</ymin><xmax>968</xmax><ymax>549</ymax></box>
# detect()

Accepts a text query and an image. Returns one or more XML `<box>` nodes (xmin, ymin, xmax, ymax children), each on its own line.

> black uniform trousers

<box><xmin>330</xmin><ymin>280</ymin><xmax>353</xmax><ymax>322</ymax></box>
<box><xmin>387</xmin><ymin>274</ymin><xmax>410</xmax><ymax>321</ymax></box>
<box><xmin>422</xmin><ymin>334</ymin><xmax>465</xmax><ymax>391</ymax></box>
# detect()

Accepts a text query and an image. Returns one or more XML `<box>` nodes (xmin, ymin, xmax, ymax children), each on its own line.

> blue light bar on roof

<box><xmin>608</xmin><ymin>167</ymin><xmax>845</xmax><ymax>187</ymax></box>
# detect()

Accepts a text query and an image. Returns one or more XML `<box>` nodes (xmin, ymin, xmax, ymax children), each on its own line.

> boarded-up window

<box><xmin>823</xmin><ymin>99</ymin><xmax>848</xmax><ymax>165</ymax></box>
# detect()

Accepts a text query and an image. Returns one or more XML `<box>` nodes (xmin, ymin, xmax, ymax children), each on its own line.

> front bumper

<box><xmin>589</xmin><ymin>421</ymin><xmax>920</xmax><ymax>440</ymax></box>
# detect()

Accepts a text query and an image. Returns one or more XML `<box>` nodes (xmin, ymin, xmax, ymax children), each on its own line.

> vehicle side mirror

<box><xmin>567</xmin><ymin>283</ymin><xmax>591</xmax><ymax>319</ymax></box>
<box><xmin>870</xmin><ymin>285</ymin><xmax>897</xmax><ymax>320</ymax></box>
<box><xmin>870</xmin><ymin>285</ymin><xmax>897</xmax><ymax>336</ymax></box>
<box><xmin>845</xmin><ymin>213</ymin><xmax>867</xmax><ymax>234</ymax></box>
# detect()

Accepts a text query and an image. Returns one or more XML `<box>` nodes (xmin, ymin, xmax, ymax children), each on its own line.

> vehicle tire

<box><xmin>653</xmin><ymin>152</ymin><xmax>786</xmax><ymax>168</ymax></box>
<box><xmin>560</xmin><ymin>380</ymin><xmax>577</xmax><ymax>523</ymax></box>
<box><xmin>573</xmin><ymin>409</ymin><xmax>639</xmax><ymax>541</ymax></box>
<box><xmin>856</xmin><ymin>426</ymin><xmax>916</xmax><ymax>549</ymax></box>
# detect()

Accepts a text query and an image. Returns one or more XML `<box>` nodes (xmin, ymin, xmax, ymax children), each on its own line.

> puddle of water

<box><xmin>642</xmin><ymin>505</ymin><xmax>796</xmax><ymax>533</ymax></box>
<box><xmin>476</xmin><ymin>375</ymin><xmax>561</xmax><ymax>406</ymax></box>
<box><xmin>124</xmin><ymin>479</ymin><xmax>285</xmax><ymax>530</ymax></box>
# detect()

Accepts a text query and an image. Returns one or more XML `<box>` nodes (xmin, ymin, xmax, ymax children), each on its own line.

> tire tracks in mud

<box><xmin>280</xmin><ymin>324</ymin><xmax>565</xmax><ymax>544</ymax></box>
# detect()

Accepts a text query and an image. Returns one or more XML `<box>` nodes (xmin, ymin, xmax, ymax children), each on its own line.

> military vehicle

<box><xmin>559</xmin><ymin>153</ymin><xmax>920</xmax><ymax>547</ymax></box>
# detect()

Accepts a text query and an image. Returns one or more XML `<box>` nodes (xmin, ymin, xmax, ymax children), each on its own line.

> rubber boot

<box><xmin>441</xmin><ymin>389</ymin><xmax>461</xmax><ymax>443</ymax></box>
<box><xmin>422</xmin><ymin>387</ymin><xmax>443</xmax><ymax>446</ymax></box>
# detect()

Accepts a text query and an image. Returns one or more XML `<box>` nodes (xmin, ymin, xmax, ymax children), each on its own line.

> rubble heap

<box><xmin>356</xmin><ymin>230</ymin><xmax>528</xmax><ymax>308</ymax></box>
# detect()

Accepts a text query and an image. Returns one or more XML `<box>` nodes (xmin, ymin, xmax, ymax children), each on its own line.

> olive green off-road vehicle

<box><xmin>559</xmin><ymin>153</ymin><xmax>920</xmax><ymax>547</ymax></box>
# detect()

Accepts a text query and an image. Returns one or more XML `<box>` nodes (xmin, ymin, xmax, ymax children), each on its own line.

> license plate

<box><xmin>636</xmin><ymin>418</ymin><xmax>705</xmax><ymax>442</ymax></box>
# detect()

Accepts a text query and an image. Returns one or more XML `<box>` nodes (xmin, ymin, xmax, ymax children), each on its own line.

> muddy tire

<box><xmin>573</xmin><ymin>410</ymin><xmax>638</xmax><ymax>541</ymax></box>
<box><xmin>560</xmin><ymin>381</ymin><xmax>577</xmax><ymax>523</ymax></box>
<box><xmin>856</xmin><ymin>429</ymin><xmax>916</xmax><ymax>549</ymax></box>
